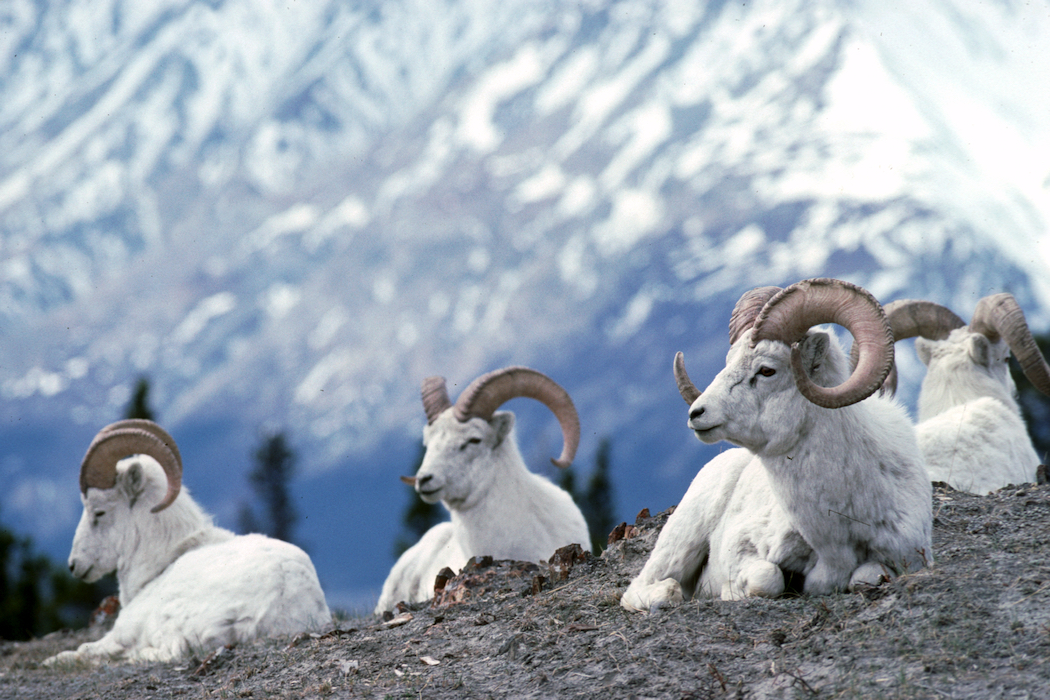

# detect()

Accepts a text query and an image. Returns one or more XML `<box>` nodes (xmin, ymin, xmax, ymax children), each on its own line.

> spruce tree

<box><xmin>240</xmin><ymin>430</ymin><xmax>299</xmax><ymax>544</ymax></box>
<box><xmin>581</xmin><ymin>437</ymin><xmax>616</xmax><ymax>553</ymax></box>
<box><xmin>125</xmin><ymin>376</ymin><xmax>155</xmax><ymax>421</ymax></box>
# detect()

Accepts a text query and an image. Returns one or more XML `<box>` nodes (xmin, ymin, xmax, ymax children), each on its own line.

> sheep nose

<box><xmin>689</xmin><ymin>406</ymin><xmax>705</xmax><ymax>422</ymax></box>
<box><xmin>417</xmin><ymin>474</ymin><xmax>433</xmax><ymax>487</ymax></box>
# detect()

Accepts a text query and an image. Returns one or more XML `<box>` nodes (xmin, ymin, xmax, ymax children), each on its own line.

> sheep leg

<box><xmin>621</xmin><ymin>577</ymin><xmax>685</xmax><ymax>612</ymax></box>
<box><xmin>848</xmin><ymin>561</ymin><xmax>891</xmax><ymax>590</ymax></box>
<box><xmin>802</xmin><ymin>554</ymin><xmax>852</xmax><ymax>595</ymax></box>
<box><xmin>723</xmin><ymin>559</ymin><xmax>785</xmax><ymax>601</ymax></box>
<box><xmin>42</xmin><ymin>633</ymin><xmax>127</xmax><ymax>666</ymax></box>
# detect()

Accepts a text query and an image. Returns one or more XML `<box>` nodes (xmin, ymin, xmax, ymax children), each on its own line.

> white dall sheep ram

<box><xmin>879</xmin><ymin>295</ymin><xmax>1050</xmax><ymax>494</ymax></box>
<box><xmin>375</xmin><ymin>367</ymin><xmax>590</xmax><ymax>613</ymax></box>
<box><xmin>622</xmin><ymin>279</ymin><xmax>933</xmax><ymax>611</ymax></box>
<box><xmin>45</xmin><ymin>420</ymin><xmax>330</xmax><ymax>665</ymax></box>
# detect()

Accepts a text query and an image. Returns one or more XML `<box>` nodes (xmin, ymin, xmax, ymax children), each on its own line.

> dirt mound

<box><xmin>3</xmin><ymin>485</ymin><xmax>1049</xmax><ymax>699</ymax></box>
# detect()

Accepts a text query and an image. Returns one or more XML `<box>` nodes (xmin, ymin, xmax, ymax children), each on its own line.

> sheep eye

<box><xmin>460</xmin><ymin>437</ymin><xmax>482</xmax><ymax>451</ymax></box>
<box><xmin>94</xmin><ymin>511</ymin><xmax>106</xmax><ymax>518</ymax></box>
<box><xmin>758</xmin><ymin>367</ymin><xmax>776</xmax><ymax>377</ymax></box>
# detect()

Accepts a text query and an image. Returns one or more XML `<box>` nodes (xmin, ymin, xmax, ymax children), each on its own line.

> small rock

<box><xmin>548</xmin><ymin>543</ymin><xmax>588</xmax><ymax>581</ymax></box>
<box><xmin>90</xmin><ymin>595</ymin><xmax>120</xmax><ymax>629</ymax></box>
<box><xmin>382</xmin><ymin>613</ymin><xmax>413</xmax><ymax>629</ymax></box>
<box><xmin>434</xmin><ymin>567</ymin><xmax>456</xmax><ymax>594</ymax></box>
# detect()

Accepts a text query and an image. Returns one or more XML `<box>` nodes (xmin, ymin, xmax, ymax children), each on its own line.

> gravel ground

<box><xmin>2</xmin><ymin>482</ymin><xmax>1049</xmax><ymax>699</ymax></box>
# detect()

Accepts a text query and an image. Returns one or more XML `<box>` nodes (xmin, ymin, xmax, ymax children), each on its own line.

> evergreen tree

<box><xmin>556</xmin><ymin>437</ymin><xmax>617</xmax><ymax>554</ymax></box>
<box><xmin>0</xmin><ymin>510</ymin><xmax>112</xmax><ymax>640</ymax></box>
<box><xmin>240</xmin><ymin>430</ymin><xmax>299</xmax><ymax>543</ymax></box>
<box><xmin>557</xmin><ymin>466</ymin><xmax>576</xmax><ymax>502</ymax></box>
<box><xmin>1009</xmin><ymin>330</ymin><xmax>1050</xmax><ymax>463</ymax></box>
<box><xmin>581</xmin><ymin>437</ymin><xmax>616</xmax><ymax>553</ymax></box>
<box><xmin>125</xmin><ymin>376</ymin><xmax>155</xmax><ymax>421</ymax></box>
<box><xmin>393</xmin><ymin>444</ymin><xmax>443</xmax><ymax>557</ymax></box>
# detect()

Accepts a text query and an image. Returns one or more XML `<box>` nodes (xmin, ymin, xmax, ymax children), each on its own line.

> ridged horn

<box><xmin>453</xmin><ymin>366</ymin><xmax>580</xmax><ymax>469</ymax></box>
<box><xmin>421</xmin><ymin>376</ymin><xmax>453</xmax><ymax>425</ymax></box>
<box><xmin>80</xmin><ymin>420</ymin><xmax>182</xmax><ymax>513</ymax></box>
<box><xmin>751</xmin><ymin>278</ymin><xmax>894</xmax><ymax>408</ymax></box>
<box><xmin>971</xmin><ymin>293</ymin><xmax>1050</xmax><ymax>395</ymax></box>
<box><xmin>673</xmin><ymin>352</ymin><xmax>701</xmax><ymax>405</ymax></box>
<box><xmin>851</xmin><ymin>299</ymin><xmax>966</xmax><ymax>395</ymax></box>
<box><xmin>98</xmin><ymin>419</ymin><xmax>183</xmax><ymax>470</ymax></box>
<box><xmin>729</xmin><ymin>286</ymin><xmax>782</xmax><ymax>345</ymax></box>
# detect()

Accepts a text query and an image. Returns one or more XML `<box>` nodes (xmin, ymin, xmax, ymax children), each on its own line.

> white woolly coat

<box><xmin>915</xmin><ymin>329</ymin><xmax>1042</xmax><ymax>494</ymax></box>
<box><xmin>623</xmin><ymin>330</ymin><xmax>933</xmax><ymax>610</ymax></box>
<box><xmin>375</xmin><ymin>410</ymin><xmax>589</xmax><ymax>613</ymax></box>
<box><xmin>47</xmin><ymin>458</ymin><xmax>330</xmax><ymax>664</ymax></box>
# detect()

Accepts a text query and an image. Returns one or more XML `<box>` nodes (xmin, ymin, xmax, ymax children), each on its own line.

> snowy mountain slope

<box><xmin>2</xmin><ymin>0</ymin><xmax>1049</xmax><ymax>606</ymax></box>
<box><xmin>0</xmin><ymin>0</ymin><xmax>546</xmax><ymax>316</ymax></box>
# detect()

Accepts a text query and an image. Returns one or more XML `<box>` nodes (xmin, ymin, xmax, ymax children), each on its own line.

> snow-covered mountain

<box><xmin>2</xmin><ymin>0</ymin><xmax>1049</xmax><ymax>608</ymax></box>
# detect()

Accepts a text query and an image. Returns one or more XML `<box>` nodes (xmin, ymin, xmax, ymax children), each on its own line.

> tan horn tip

<box><xmin>673</xmin><ymin>351</ymin><xmax>702</xmax><ymax>405</ymax></box>
<box><xmin>400</xmin><ymin>475</ymin><xmax>418</xmax><ymax>487</ymax></box>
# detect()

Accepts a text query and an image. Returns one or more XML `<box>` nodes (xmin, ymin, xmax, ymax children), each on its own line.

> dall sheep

<box><xmin>880</xmin><ymin>294</ymin><xmax>1050</xmax><ymax>494</ymax></box>
<box><xmin>623</xmin><ymin>279</ymin><xmax>932</xmax><ymax>611</ymax></box>
<box><xmin>376</xmin><ymin>367</ymin><xmax>590</xmax><ymax>613</ymax></box>
<box><xmin>45</xmin><ymin>420</ymin><xmax>330</xmax><ymax>665</ymax></box>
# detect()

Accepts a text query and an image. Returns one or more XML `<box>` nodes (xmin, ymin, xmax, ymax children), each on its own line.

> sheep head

<box><xmin>847</xmin><ymin>299</ymin><xmax>966</xmax><ymax>396</ymax></box>
<box><xmin>674</xmin><ymin>278</ymin><xmax>894</xmax><ymax>453</ymax></box>
<box><xmin>410</xmin><ymin>367</ymin><xmax>580</xmax><ymax>508</ymax></box>
<box><xmin>69</xmin><ymin>421</ymin><xmax>183</xmax><ymax>581</ymax></box>
<box><xmin>914</xmin><ymin>293</ymin><xmax>1050</xmax><ymax>420</ymax></box>
<box><xmin>79</xmin><ymin>420</ymin><xmax>182</xmax><ymax>512</ymax></box>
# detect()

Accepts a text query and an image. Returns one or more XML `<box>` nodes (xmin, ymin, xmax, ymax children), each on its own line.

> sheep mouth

<box><xmin>691</xmin><ymin>425</ymin><xmax>723</xmax><ymax>443</ymax></box>
<box><xmin>418</xmin><ymin>488</ymin><xmax>442</xmax><ymax>498</ymax></box>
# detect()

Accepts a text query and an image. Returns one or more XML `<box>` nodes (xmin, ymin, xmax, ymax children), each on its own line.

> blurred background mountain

<box><xmin>2</xmin><ymin>0</ymin><xmax>1049</xmax><ymax>616</ymax></box>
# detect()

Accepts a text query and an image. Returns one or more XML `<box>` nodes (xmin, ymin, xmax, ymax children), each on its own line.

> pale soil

<box><xmin>2</xmin><ymin>482</ymin><xmax>1048</xmax><ymax>699</ymax></box>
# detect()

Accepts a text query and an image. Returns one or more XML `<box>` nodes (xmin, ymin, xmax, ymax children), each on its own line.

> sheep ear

<box><xmin>488</xmin><ymin>411</ymin><xmax>514</xmax><ymax>447</ymax></box>
<box><xmin>967</xmin><ymin>334</ymin><xmax>992</xmax><ymax>368</ymax></box>
<box><xmin>118</xmin><ymin>461</ymin><xmax>147</xmax><ymax>509</ymax></box>
<box><xmin>915</xmin><ymin>337</ymin><xmax>934</xmax><ymax>366</ymax></box>
<box><xmin>798</xmin><ymin>332</ymin><xmax>831</xmax><ymax>375</ymax></box>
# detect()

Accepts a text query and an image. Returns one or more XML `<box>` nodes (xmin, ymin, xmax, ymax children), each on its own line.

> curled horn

<box><xmin>673</xmin><ymin>352</ymin><xmax>701</xmax><ymax>405</ymax></box>
<box><xmin>751</xmin><ymin>278</ymin><xmax>894</xmax><ymax>409</ymax></box>
<box><xmin>453</xmin><ymin>366</ymin><xmax>580</xmax><ymax>469</ymax></box>
<box><xmin>850</xmin><ymin>299</ymin><xmax>966</xmax><ymax>395</ymax></box>
<box><xmin>729</xmin><ymin>286</ymin><xmax>782</xmax><ymax>345</ymax></box>
<box><xmin>971</xmin><ymin>293</ymin><xmax>1050</xmax><ymax>395</ymax></box>
<box><xmin>80</xmin><ymin>420</ymin><xmax>182</xmax><ymax>513</ymax></box>
<box><xmin>421</xmin><ymin>376</ymin><xmax>453</xmax><ymax>425</ymax></box>
<box><xmin>675</xmin><ymin>287</ymin><xmax>782</xmax><ymax>406</ymax></box>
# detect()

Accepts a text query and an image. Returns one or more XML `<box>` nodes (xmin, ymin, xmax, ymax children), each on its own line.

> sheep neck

<box><xmin>918</xmin><ymin>371</ymin><xmax>1018</xmax><ymax>422</ymax></box>
<box><xmin>448</xmin><ymin>450</ymin><xmax>542</xmax><ymax>559</ymax></box>
<box><xmin>116</xmin><ymin>498</ymin><xmax>231</xmax><ymax>605</ymax></box>
<box><xmin>757</xmin><ymin>401</ymin><xmax>886</xmax><ymax>547</ymax></box>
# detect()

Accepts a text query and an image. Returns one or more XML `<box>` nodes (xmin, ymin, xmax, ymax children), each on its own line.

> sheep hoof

<box><xmin>621</xmin><ymin>578</ymin><xmax>684</xmax><ymax>613</ymax></box>
<box><xmin>849</xmin><ymin>562</ymin><xmax>891</xmax><ymax>590</ymax></box>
